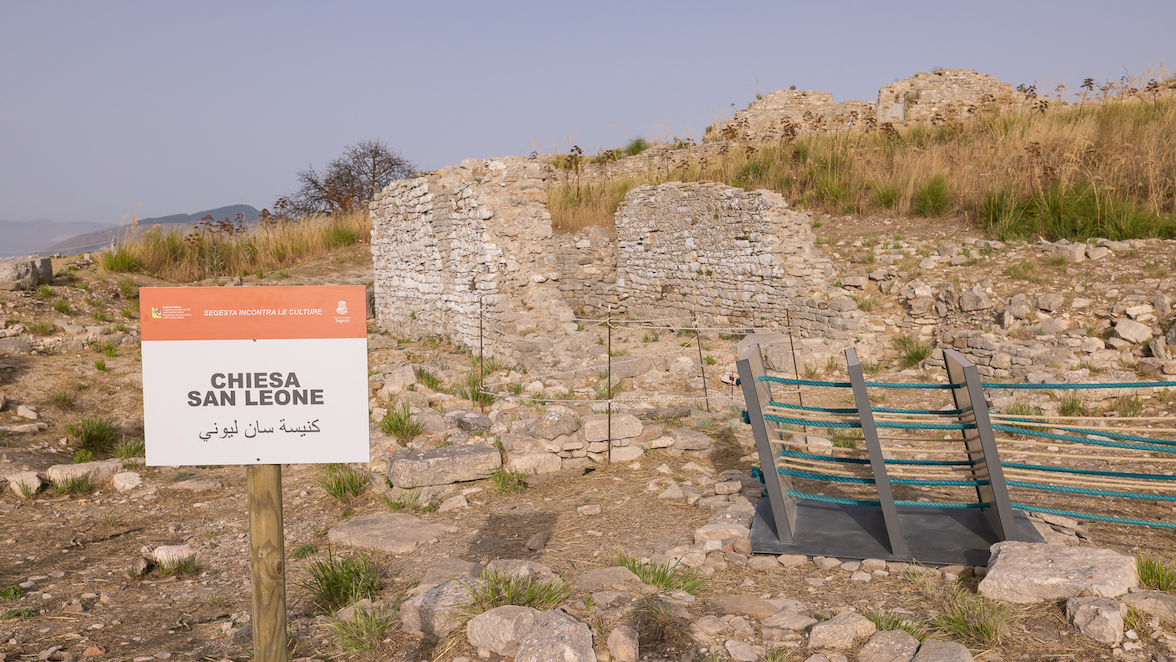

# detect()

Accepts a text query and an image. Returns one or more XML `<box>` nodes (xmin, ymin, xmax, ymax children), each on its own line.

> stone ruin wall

<box><xmin>614</xmin><ymin>182</ymin><xmax>864</xmax><ymax>341</ymax></box>
<box><xmin>369</xmin><ymin>156</ymin><xmax>618</xmax><ymax>364</ymax></box>
<box><xmin>876</xmin><ymin>69</ymin><xmax>1027</xmax><ymax>123</ymax></box>
<box><xmin>710</xmin><ymin>69</ymin><xmax>1026</xmax><ymax>140</ymax></box>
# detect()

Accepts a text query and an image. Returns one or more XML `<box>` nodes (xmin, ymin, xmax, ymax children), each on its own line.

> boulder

<box><xmin>725</xmin><ymin>640</ymin><xmax>763</xmax><ymax>661</ymax></box>
<box><xmin>607</xmin><ymin>625</ymin><xmax>638</xmax><ymax>662</ymax></box>
<box><xmin>401</xmin><ymin>578</ymin><xmax>478</xmax><ymax>638</ymax></box>
<box><xmin>807</xmin><ymin>611</ymin><xmax>877</xmax><ymax>649</ymax></box>
<box><xmin>1121</xmin><ymin>589</ymin><xmax>1176</xmax><ymax>621</ymax></box>
<box><xmin>1113</xmin><ymin>319</ymin><xmax>1153</xmax><ymax>345</ymax></box>
<box><xmin>387</xmin><ymin>444</ymin><xmax>501</xmax><ymax>488</ymax></box>
<box><xmin>978</xmin><ymin>542</ymin><xmax>1137</xmax><ymax>603</ymax></box>
<box><xmin>528</xmin><ymin>408</ymin><xmax>580</xmax><ymax>440</ymax></box>
<box><xmin>413</xmin><ymin>559</ymin><xmax>482</xmax><ymax>596</ymax></box>
<box><xmin>466</xmin><ymin>605</ymin><xmax>541</xmax><ymax>657</ymax></box>
<box><xmin>911</xmin><ymin>639</ymin><xmax>973</xmax><ymax>662</ymax></box>
<box><xmin>5</xmin><ymin>471</ymin><xmax>41</xmax><ymax>497</ymax></box>
<box><xmin>763</xmin><ymin>608</ymin><xmax>817</xmax><ymax>631</ymax></box>
<box><xmin>513</xmin><ymin>610</ymin><xmax>595</xmax><ymax>662</ymax></box>
<box><xmin>1065</xmin><ymin>596</ymin><xmax>1125</xmax><ymax>644</ymax></box>
<box><xmin>958</xmin><ymin>286</ymin><xmax>992</xmax><ymax>312</ymax></box>
<box><xmin>45</xmin><ymin>459</ymin><xmax>122</xmax><ymax>486</ymax></box>
<box><xmin>669</xmin><ymin>428</ymin><xmax>712</xmax><ymax>450</ymax></box>
<box><xmin>858</xmin><ymin>629</ymin><xmax>919</xmax><ymax>662</ymax></box>
<box><xmin>111</xmin><ymin>472</ymin><xmax>142</xmax><ymax>493</ymax></box>
<box><xmin>327</xmin><ymin>512</ymin><xmax>458</xmax><ymax>554</ymax></box>
<box><xmin>609</xmin><ymin>357</ymin><xmax>654</xmax><ymax>387</ymax></box>
<box><xmin>483</xmin><ymin>559</ymin><xmax>556</xmax><ymax>582</ymax></box>
<box><xmin>576</xmin><ymin>566</ymin><xmax>642</xmax><ymax>590</ymax></box>
<box><xmin>711</xmin><ymin>595</ymin><xmax>779</xmax><ymax>619</ymax></box>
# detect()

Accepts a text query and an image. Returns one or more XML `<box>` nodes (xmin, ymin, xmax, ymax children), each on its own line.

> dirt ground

<box><xmin>3</xmin><ymin>232</ymin><xmax>1176</xmax><ymax>662</ymax></box>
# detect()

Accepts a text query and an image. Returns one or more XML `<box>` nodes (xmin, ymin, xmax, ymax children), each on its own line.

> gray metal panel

<box><xmin>749</xmin><ymin>498</ymin><xmax>1043</xmax><ymax>565</ymax></box>
<box><xmin>737</xmin><ymin>344</ymin><xmax>796</xmax><ymax>543</ymax></box>
<box><xmin>845</xmin><ymin>348</ymin><xmax>908</xmax><ymax>558</ymax></box>
<box><xmin>943</xmin><ymin>349</ymin><xmax>1022</xmax><ymax>540</ymax></box>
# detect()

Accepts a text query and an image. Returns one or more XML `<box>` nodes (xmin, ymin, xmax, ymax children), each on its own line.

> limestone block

<box><xmin>5</xmin><ymin>471</ymin><xmax>41</xmax><ymax>497</ymax></box>
<box><xmin>402</xmin><ymin>578</ymin><xmax>480</xmax><ymax>638</ymax></box>
<box><xmin>1065</xmin><ymin>596</ymin><xmax>1125</xmax><ymax>644</ymax></box>
<box><xmin>858</xmin><ymin>629</ymin><xmax>919</xmax><ymax>662</ymax></box>
<box><xmin>45</xmin><ymin>460</ymin><xmax>122</xmax><ymax>486</ymax></box>
<box><xmin>582</xmin><ymin>414</ymin><xmax>642</xmax><ymax>441</ymax></box>
<box><xmin>911</xmin><ymin>639</ymin><xmax>973</xmax><ymax>662</ymax></box>
<box><xmin>978</xmin><ymin>542</ymin><xmax>1137</xmax><ymax>603</ymax></box>
<box><xmin>807</xmin><ymin>611</ymin><xmax>876</xmax><ymax>649</ymax></box>
<box><xmin>608</xmin><ymin>625</ymin><xmax>639</xmax><ymax>662</ymax></box>
<box><xmin>111</xmin><ymin>472</ymin><xmax>142</xmax><ymax>493</ymax></box>
<box><xmin>387</xmin><ymin>444</ymin><xmax>501</xmax><ymax>488</ymax></box>
<box><xmin>513</xmin><ymin>610</ymin><xmax>595</xmax><ymax>662</ymax></box>
<box><xmin>1113</xmin><ymin>319</ymin><xmax>1152</xmax><ymax>344</ymax></box>
<box><xmin>669</xmin><ymin>428</ymin><xmax>712</xmax><ymax>450</ymax></box>
<box><xmin>466</xmin><ymin>605</ymin><xmax>542</xmax><ymax>657</ymax></box>
<box><xmin>328</xmin><ymin>512</ymin><xmax>458</xmax><ymax>554</ymax></box>
<box><xmin>528</xmin><ymin>407</ymin><xmax>580</xmax><ymax>440</ymax></box>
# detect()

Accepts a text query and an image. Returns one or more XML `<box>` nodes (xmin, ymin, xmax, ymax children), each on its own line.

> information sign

<box><xmin>140</xmin><ymin>285</ymin><xmax>370</xmax><ymax>466</ymax></box>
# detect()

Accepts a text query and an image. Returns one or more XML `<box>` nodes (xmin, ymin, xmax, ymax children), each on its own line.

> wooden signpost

<box><xmin>140</xmin><ymin>286</ymin><xmax>370</xmax><ymax>661</ymax></box>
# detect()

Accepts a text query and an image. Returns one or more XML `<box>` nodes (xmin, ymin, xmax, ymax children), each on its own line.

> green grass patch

<box><xmin>490</xmin><ymin>467</ymin><xmax>529</xmax><ymax>493</ymax></box>
<box><xmin>455</xmin><ymin>566</ymin><xmax>572</xmax><ymax>620</ymax></box>
<box><xmin>413</xmin><ymin>367</ymin><xmax>449</xmax><ymax>393</ymax></box>
<box><xmin>864</xmin><ymin>607</ymin><xmax>929</xmax><ymax>641</ymax></box>
<box><xmin>1057</xmin><ymin>394</ymin><xmax>1090</xmax><ymax>417</ymax></box>
<box><xmin>51</xmin><ymin>298</ymin><xmax>71</xmax><ymax>314</ymax></box>
<box><xmin>1115</xmin><ymin>394</ymin><xmax>1143</xmax><ymax>417</ymax></box>
<box><xmin>160</xmin><ymin>555</ymin><xmax>204</xmax><ymax>577</ymax></box>
<box><xmin>51</xmin><ymin>390</ymin><xmax>74</xmax><ymax>409</ymax></box>
<box><xmin>299</xmin><ymin>548</ymin><xmax>380</xmax><ymax>613</ymax></box>
<box><xmin>73</xmin><ymin>449</ymin><xmax>93</xmax><ymax>464</ymax></box>
<box><xmin>379</xmin><ymin>401</ymin><xmax>424</xmax><ymax>443</ymax></box>
<box><xmin>114</xmin><ymin>438</ymin><xmax>145</xmax><ymax>460</ymax></box>
<box><xmin>615</xmin><ymin>551</ymin><xmax>706</xmax><ymax>595</ymax></box>
<box><xmin>292</xmin><ymin>543</ymin><xmax>318</xmax><ymax>560</ymax></box>
<box><xmin>52</xmin><ymin>474</ymin><xmax>95</xmax><ymax>495</ymax></box>
<box><xmin>65</xmin><ymin>416</ymin><xmax>120</xmax><ymax>452</ymax></box>
<box><xmin>1137</xmin><ymin>551</ymin><xmax>1176</xmax><ymax>591</ymax></box>
<box><xmin>27</xmin><ymin>320</ymin><xmax>55</xmax><ymax>335</ymax></box>
<box><xmin>0</xmin><ymin>586</ymin><xmax>22</xmax><ymax>600</ymax></box>
<box><xmin>457</xmin><ymin>371</ymin><xmax>495</xmax><ymax>406</ymax></box>
<box><xmin>332</xmin><ymin>605</ymin><xmax>396</xmax><ymax>652</ymax></box>
<box><xmin>319</xmin><ymin>463</ymin><xmax>367</xmax><ymax>503</ymax></box>
<box><xmin>894</xmin><ymin>334</ymin><xmax>931</xmax><ymax>367</ymax></box>
<box><xmin>1002</xmin><ymin>259</ymin><xmax>1043</xmax><ymax>283</ymax></box>
<box><xmin>913</xmin><ymin>174</ymin><xmax>950</xmax><ymax>217</ymax></box>
<box><xmin>1</xmin><ymin>608</ymin><xmax>36</xmax><ymax>619</ymax></box>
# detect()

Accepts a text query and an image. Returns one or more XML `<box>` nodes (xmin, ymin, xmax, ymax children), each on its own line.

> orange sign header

<box><xmin>140</xmin><ymin>286</ymin><xmax>367</xmax><ymax>341</ymax></box>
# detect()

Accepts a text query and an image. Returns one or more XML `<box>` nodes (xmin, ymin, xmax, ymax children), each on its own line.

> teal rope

<box><xmin>786</xmin><ymin>490</ymin><xmax>990</xmax><ymax>509</ymax></box>
<box><xmin>768</xmin><ymin>400</ymin><xmax>966</xmax><ymax>416</ymax></box>
<box><xmin>998</xmin><ymin>417</ymin><xmax>1176</xmax><ymax>447</ymax></box>
<box><xmin>985</xmin><ymin>381</ymin><xmax>1176</xmax><ymax>390</ymax></box>
<box><xmin>779</xmin><ymin>467</ymin><xmax>986</xmax><ymax>487</ymax></box>
<box><xmin>760</xmin><ymin>375</ymin><xmax>964</xmax><ymax>390</ymax></box>
<box><xmin>766</xmin><ymin>413</ymin><xmax>972</xmax><ymax>431</ymax></box>
<box><xmin>992</xmin><ymin>423</ymin><xmax>1176</xmax><ymax>454</ymax></box>
<box><xmin>781</xmin><ymin>449</ymin><xmax>975</xmax><ymax>467</ymax></box>
<box><xmin>1011</xmin><ymin>503</ymin><xmax>1176</xmax><ymax>530</ymax></box>
<box><xmin>1006</xmin><ymin>479</ymin><xmax>1176</xmax><ymax>501</ymax></box>
<box><xmin>1002</xmin><ymin>461</ymin><xmax>1176</xmax><ymax>481</ymax></box>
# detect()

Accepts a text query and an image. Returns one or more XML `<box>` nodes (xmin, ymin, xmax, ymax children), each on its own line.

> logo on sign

<box><xmin>152</xmin><ymin>307</ymin><xmax>163</xmax><ymax>319</ymax></box>
<box><xmin>336</xmin><ymin>300</ymin><xmax>348</xmax><ymax>315</ymax></box>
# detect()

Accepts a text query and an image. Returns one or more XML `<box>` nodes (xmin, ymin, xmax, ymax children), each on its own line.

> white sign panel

<box><xmin>140</xmin><ymin>286</ymin><xmax>370</xmax><ymax>466</ymax></box>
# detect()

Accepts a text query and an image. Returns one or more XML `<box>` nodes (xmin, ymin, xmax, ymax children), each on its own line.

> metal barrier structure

<box><xmin>738</xmin><ymin>344</ymin><xmax>1043</xmax><ymax>565</ymax></box>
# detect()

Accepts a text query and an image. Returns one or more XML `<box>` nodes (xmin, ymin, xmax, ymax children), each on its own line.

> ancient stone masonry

<box><xmin>369</xmin><ymin>156</ymin><xmax>617</xmax><ymax>363</ymax></box>
<box><xmin>876</xmin><ymin>69</ymin><xmax>1027</xmax><ymax>123</ymax></box>
<box><xmin>711</xmin><ymin>89</ymin><xmax>871</xmax><ymax>142</ymax></box>
<box><xmin>614</xmin><ymin>182</ymin><xmax>863</xmax><ymax>339</ymax></box>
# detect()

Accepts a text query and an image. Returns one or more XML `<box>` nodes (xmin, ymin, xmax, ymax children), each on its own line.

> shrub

<box><xmin>73</xmin><ymin>449</ymin><xmax>93</xmax><ymax>464</ymax></box>
<box><xmin>292</xmin><ymin>543</ymin><xmax>318</xmax><ymax>560</ymax></box>
<box><xmin>873</xmin><ymin>181</ymin><xmax>901</xmax><ymax>209</ymax></box>
<box><xmin>160</xmin><ymin>555</ymin><xmax>204</xmax><ymax>577</ymax></box>
<box><xmin>114</xmin><ymin>438</ymin><xmax>146</xmax><ymax>460</ymax></box>
<box><xmin>0</xmin><ymin>586</ymin><xmax>22</xmax><ymax>600</ymax></box>
<box><xmin>50</xmin><ymin>391</ymin><xmax>74</xmax><ymax>408</ymax></box>
<box><xmin>65</xmin><ymin>416</ymin><xmax>120</xmax><ymax>452</ymax></box>
<box><xmin>865</xmin><ymin>608</ymin><xmax>929</xmax><ymax>641</ymax></box>
<box><xmin>299</xmin><ymin>548</ymin><xmax>380</xmax><ymax>613</ymax></box>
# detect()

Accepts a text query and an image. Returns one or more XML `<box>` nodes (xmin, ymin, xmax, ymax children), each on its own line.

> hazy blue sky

<box><xmin>1</xmin><ymin>1</ymin><xmax>1173</xmax><ymax>226</ymax></box>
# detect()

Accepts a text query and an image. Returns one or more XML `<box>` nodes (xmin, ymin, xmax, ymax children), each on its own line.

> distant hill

<box><xmin>44</xmin><ymin>205</ymin><xmax>261</xmax><ymax>256</ymax></box>
<box><xmin>0</xmin><ymin>219</ymin><xmax>117</xmax><ymax>258</ymax></box>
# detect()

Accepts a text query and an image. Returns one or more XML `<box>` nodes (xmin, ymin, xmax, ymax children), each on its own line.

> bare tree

<box><xmin>291</xmin><ymin>139</ymin><xmax>415</xmax><ymax>215</ymax></box>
